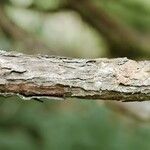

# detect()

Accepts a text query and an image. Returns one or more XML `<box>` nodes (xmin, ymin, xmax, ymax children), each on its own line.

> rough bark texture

<box><xmin>0</xmin><ymin>50</ymin><xmax>149</xmax><ymax>101</ymax></box>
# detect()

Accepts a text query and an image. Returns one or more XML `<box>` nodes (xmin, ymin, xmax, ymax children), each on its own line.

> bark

<box><xmin>0</xmin><ymin>50</ymin><xmax>149</xmax><ymax>101</ymax></box>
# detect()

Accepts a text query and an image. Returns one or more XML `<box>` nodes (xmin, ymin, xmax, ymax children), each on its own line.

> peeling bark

<box><xmin>0</xmin><ymin>50</ymin><xmax>149</xmax><ymax>101</ymax></box>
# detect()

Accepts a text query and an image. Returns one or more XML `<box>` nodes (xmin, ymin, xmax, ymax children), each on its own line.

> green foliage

<box><xmin>0</xmin><ymin>97</ymin><xmax>150</xmax><ymax>150</ymax></box>
<box><xmin>34</xmin><ymin>0</ymin><xmax>60</xmax><ymax>10</ymax></box>
<box><xmin>99</xmin><ymin>0</ymin><xmax>150</xmax><ymax>32</ymax></box>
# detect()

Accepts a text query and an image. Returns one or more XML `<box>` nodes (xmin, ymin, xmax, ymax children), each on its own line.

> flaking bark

<box><xmin>0</xmin><ymin>50</ymin><xmax>149</xmax><ymax>101</ymax></box>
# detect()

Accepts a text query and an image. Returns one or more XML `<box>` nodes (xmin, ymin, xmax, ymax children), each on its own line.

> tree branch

<box><xmin>0</xmin><ymin>50</ymin><xmax>149</xmax><ymax>101</ymax></box>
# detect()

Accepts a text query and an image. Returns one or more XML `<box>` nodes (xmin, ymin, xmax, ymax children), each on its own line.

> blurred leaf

<box><xmin>10</xmin><ymin>0</ymin><xmax>33</xmax><ymax>7</ymax></box>
<box><xmin>34</xmin><ymin>0</ymin><xmax>61</xmax><ymax>10</ymax></box>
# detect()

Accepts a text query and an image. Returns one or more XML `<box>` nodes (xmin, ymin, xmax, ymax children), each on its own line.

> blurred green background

<box><xmin>0</xmin><ymin>0</ymin><xmax>150</xmax><ymax>150</ymax></box>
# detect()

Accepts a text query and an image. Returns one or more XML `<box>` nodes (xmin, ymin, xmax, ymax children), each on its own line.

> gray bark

<box><xmin>0</xmin><ymin>50</ymin><xmax>149</xmax><ymax>101</ymax></box>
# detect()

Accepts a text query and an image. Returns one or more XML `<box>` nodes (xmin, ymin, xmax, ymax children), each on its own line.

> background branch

<box><xmin>0</xmin><ymin>5</ymin><xmax>57</xmax><ymax>55</ymax></box>
<box><xmin>67</xmin><ymin>0</ymin><xmax>150</xmax><ymax>58</ymax></box>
